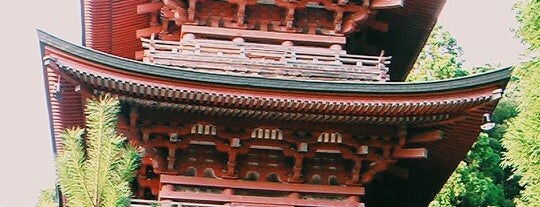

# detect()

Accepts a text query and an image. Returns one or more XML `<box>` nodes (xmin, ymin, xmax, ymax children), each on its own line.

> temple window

<box><xmin>251</xmin><ymin>128</ymin><xmax>283</xmax><ymax>140</ymax></box>
<box><xmin>184</xmin><ymin>167</ymin><xmax>197</xmax><ymax>176</ymax></box>
<box><xmin>329</xmin><ymin>175</ymin><xmax>340</xmax><ymax>186</ymax></box>
<box><xmin>245</xmin><ymin>171</ymin><xmax>260</xmax><ymax>181</ymax></box>
<box><xmin>309</xmin><ymin>175</ymin><xmax>322</xmax><ymax>184</ymax></box>
<box><xmin>191</xmin><ymin>123</ymin><xmax>217</xmax><ymax>135</ymax></box>
<box><xmin>317</xmin><ymin>132</ymin><xmax>343</xmax><ymax>143</ymax></box>
<box><xmin>266</xmin><ymin>173</ymin><xmax>281</xmax><ymax>182</ymax></box>
<box><xmin>203</xmin><ymin>168</ymin><xmax>217</xmax><ymax>178</ymax></box>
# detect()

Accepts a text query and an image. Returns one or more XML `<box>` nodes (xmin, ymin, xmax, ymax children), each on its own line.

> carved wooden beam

<box><xmin>162</xmin><ymin>0</ymin><xmax>188</xmax><ymax>26</ymax></box>
<box><xmin>341</xmin><ymin>8</ymin><xmax>370</xmax><ymax>34</ymax></box>
<box><xmin>361</xmin><ymin>160</ymin><xmax>389</xmax><ymax>183</ymax></box>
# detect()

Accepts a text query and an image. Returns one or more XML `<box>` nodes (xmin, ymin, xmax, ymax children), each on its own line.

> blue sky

<box><xmin>0</xmin><ymin>0</ymin><xmax>524</xmax><ymax>206</ymax></box>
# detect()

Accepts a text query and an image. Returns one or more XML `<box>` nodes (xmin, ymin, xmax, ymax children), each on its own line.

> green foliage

<box><xmin>56</xmin><ymin>95</ymin><xmax>140</xmax><ymax>207</ymax></box>
<box><xmin>406</xmin><ymin>24</ymin><xmax>468</xmax><ymax>82</ymax></box>
<box><xmin>36</xmin><ymin>187</ymin><xmax>58</xmax><ymax>207</ymax></box>
<box><xmin>501</xmin><ymin>0</ymin><xmax>540</xmax><ymax>206</ymax></box>
<box><xmin>408</xmin><ymin>21</ymin><xmax>521</xmax><ymax>207</ymax></box>
<box><xmin>471</xmin><ymin>63</ymin><xmax>503</xmax><ymax>74</ymax></box>
<box><xmin>431</xmin><ymin>133</ymin><xmax>515</xmax><ymax>207</ymax></box>
<box><xmin>514</xmin><ymin>0</ymin><xmax>540</xmax><ymax>52</ymax></box>
<box><xmin>502</xmin><ymin>60</ymin><xmax>540</xmax><ymax>206</ymax></box>
<box><xmin>427</xmin><ymin>62</ymin><xmax>521</xmax><ymax>207</ymax></box>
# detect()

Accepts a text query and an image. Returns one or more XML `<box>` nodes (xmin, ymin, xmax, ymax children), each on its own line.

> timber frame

<box><xmin>82</xmin><ymin>0</ymin><xmax>448</xmax><ymax>81</ymax></box>
<box><xmin>39</xmin><ymin>29</ymin><xmax>510</xmax><ymax>206</ymax></box>
<box><xmin>38</xmin><ymin>0</ymin><xmax>510</xmax><ymax>206</ymax></box>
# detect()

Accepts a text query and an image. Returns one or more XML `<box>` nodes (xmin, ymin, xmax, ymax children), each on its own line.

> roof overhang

<box><xmin>39</xmin><ymin>30</ymin><xmax>510</xmax><ymax>206</ymax></box>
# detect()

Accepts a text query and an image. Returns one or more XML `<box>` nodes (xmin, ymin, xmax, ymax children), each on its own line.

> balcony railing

<box><xmin>141</xmin><ymin>36</ymin><xmax>390</xmax><ymax>82</ymax></box>
<box><xmin>130</xmin><ymin>199</ymin><xmax>229</xmax><ymax>207</ymax></box>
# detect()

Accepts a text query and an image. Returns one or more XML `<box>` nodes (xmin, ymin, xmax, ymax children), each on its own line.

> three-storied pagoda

<box><xmin>39</xmin><ymin>0</ymin><xmax>511</xmax><ymax>206</ymax></box>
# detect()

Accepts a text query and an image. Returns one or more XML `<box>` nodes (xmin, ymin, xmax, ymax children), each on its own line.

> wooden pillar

<box><xmin>285</xmin><ymin>7</ymin><xmax>295</xmax><ymax>30</ymax></box>
<box><xmin>382</xmin><ymin>144</ymin><xmax>391</xmax><ymax>159</ymax></box>
<box><xmin>348</xmin><ymin>158</ymin><xmax>362</xmax><ymax>185</ymax></box>
<box><xmin>236</xmin><ymin>2</ymin><xmax>246</xmax><ymax>25</ymax></box>
<box><xmin>167</xmin><ymin>147</ymin><xmax>176</xmax><ymax>171</ymax></box>
<box><xmin>188</xmin><ymin>0</ymin><xmax>196</xmax><ymax>22</ymax></box>
<box><xmin>142</xmin><ymin>131</ymin><xmax>150</xmax><ymax>143</ymax></box>
<box><xmin>79</xmin><ymin>84</ymin><xmax>91</xmax><ymax>125</ymax></box>
<box><xmin>291</xmin><ymin>155</ymin><xmax>303</xmax><ymax>182</ymax></box>
<box><xmin>227</xmin><ymin>150</ymin><xmax>238</xmax><ymax>177</ymax></box>
<box><xmin>397</xmin><ymin>125</ymin><xmax>407</xmax><ymax>148</ymax></box>
<box><xmin>334</xmin><ymin>11</ymin><xmax>344</xmax><ymax>32</ymax></box>
<box><xmin>129</xmin><ymin>106</ymin><xmax>138</xmax><ymax>130</ymax></box>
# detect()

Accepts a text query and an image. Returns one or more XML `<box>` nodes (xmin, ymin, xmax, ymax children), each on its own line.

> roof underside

<box><xmin>39</xmin><ymin>30</ymin><xmax>510</xmax><ymax>207</ymax></box>
<box><xmin>81</xmin><ymin>0</ymin><xmax>447</xmax><ymax>81</ymax></box>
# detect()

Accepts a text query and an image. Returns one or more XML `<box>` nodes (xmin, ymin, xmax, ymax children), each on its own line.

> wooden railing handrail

<box><xmin>130</xmin><ymin>199</ymin><xmax>228</xmax><ymax>207</ymax></box>
<box><xmin>149</xmin><ymin>52</ymin><xmax>383</xmax><ymax>74</ymax></box>
<box><xmin>141</xmin><ymin>38</ymin><xmax>392</xmax><ymax>63</ymax></box>
<box><xmin>141</xmin><ymin>37</ymin><xmax>391</xmax><ymax>82</ymax></box>
<box><xmin>160</xmin><ymin>174</ymin><xmax>365</xmax><ymax>195</ymax></box>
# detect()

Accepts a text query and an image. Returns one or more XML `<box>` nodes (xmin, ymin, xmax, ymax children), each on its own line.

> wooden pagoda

<box><xmin>39</xmin><ymin>0</ymin><xmax>511</xmax><ymax>206</ymax></box>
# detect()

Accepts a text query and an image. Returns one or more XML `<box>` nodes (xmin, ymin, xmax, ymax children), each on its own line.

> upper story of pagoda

<box><xmin>82</xmin><ymin>0</ymin><xmax>446</xmax><ymax>81</ymax></box>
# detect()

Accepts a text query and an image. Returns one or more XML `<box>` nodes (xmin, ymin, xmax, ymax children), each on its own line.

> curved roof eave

<box><xmin>38</xmin><ymin>29</ymin><xmax>511</xmax><ymax>94</ymax></box>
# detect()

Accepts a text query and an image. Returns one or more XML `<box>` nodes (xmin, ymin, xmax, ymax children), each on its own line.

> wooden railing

<box><xmin>156</xmin><ymin>175</ymin><xmax>364</xmax><ymax>207</ymax></box>
<box><xmin>130</xmin><ymin>199</ymin><xmax>229</xmax><ymax>207</ymax></box>
<box><xmin>141</xmin><ymin>37</ymin><xmax>391</xmax><ymax>82</ymax></box>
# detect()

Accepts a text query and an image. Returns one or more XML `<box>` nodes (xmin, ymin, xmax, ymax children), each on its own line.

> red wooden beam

<box><xmin>160</xmin><ymin>175</ymin><xmax>364</xmax><ymax>195</ymax></box>
<box><xmin>43</xmin><ymin>57</ymin><xmax>81</xmax><ymax>86</ymax></box>
<box><xmin>136</xmin><ymin>26</ymin><xmax>161</xmax><ymax>38</ymax></box>
<box><xmin>160</xmin><ymin>190</ymin><xmax>363</xmax><ymax>207</ymax></box>
<box><xmin>137</xmin><ymin>2</ymin><xmax>164</xmax><ymax>14</ymax></box>
<box><xmin>393</xmin><ymin>148</ymin><xmax>428</xmax><ymax>159</ymax></box>
<box><xmin>180</xmin><ymin>25</ymin><xmax>346</xmax><ymax>44</ymax></box>
<box><xmin>370</xmin><ymin>0</ymin><xmax>403</xmax><ymax>9</ymax></box>
<box><xmin>407</xmin><ymin>130</ymin><xmax>443</xmax><ymax>143</ymax></box>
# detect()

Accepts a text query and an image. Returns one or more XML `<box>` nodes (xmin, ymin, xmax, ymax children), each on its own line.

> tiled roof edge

<box><xmin>38</xmin><ymin>29</ymin><xmax>511</xmax><ymax>94</ymax></box>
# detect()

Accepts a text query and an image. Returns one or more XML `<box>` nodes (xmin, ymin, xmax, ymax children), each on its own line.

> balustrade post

<box><xmin>167</xmin><ymin>147</ymin><xmax>176</xmax><ymax>171</ymax></box>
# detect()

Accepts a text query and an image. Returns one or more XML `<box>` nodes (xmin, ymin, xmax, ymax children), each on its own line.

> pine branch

<box><xmin>56</xmin><ymin>94</ymin><xmax>140</xmax><ymax>207</ymax></box>
<box><xmin>56</xmin><ymin>128</ymin><xmax>94</xmax><ymax>206</ymax></box>
<box><xmin>85</xmin><ymin>95</ymin><xmax>122</xmax><ymax>206</ymax></box>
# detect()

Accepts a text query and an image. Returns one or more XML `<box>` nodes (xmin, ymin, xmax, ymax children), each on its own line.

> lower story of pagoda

<box><xmin>115</xmin><ymin>100</ymin><xmax>439</xmax><ymax>207</ymax></box>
